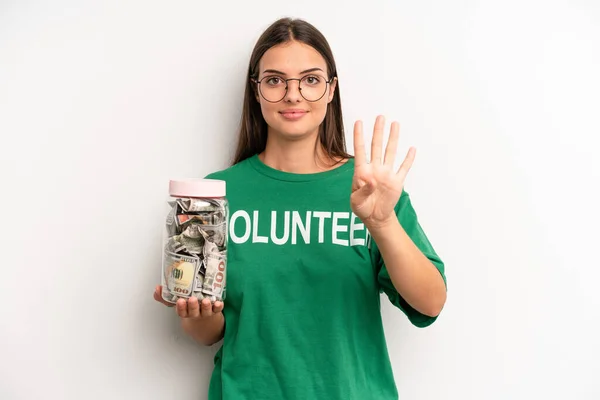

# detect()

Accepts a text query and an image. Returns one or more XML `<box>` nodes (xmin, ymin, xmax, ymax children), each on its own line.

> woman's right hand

<box><xmin>153</xmin><ymin>284</ymin><xmax>224</xmax><ymax>318</ymax></box>
<box><xmin>153</xmin><ymin>285</ymin><xmax>225</xmax><ymax>345</ymax></box>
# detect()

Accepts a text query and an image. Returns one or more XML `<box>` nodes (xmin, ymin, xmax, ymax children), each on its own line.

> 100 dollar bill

<box><xmin>202</xmin><ymin>252</ymin><xmax>227</xmax><ymax>300</ymax></box>
<box><xmin>163</xmin><ymin>250</ymin><xmax>201</xmax><ymax>300</ymax></box>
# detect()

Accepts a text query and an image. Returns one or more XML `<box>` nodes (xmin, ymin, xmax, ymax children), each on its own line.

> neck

<box><xmin>259</xmin><ymin>129</ymin><xmax>343</xmax><ymax>174</ymax></box>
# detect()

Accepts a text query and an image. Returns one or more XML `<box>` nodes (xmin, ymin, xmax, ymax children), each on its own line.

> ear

<box><xmin>250</xmin><ymin>78</ymin><xmax>260</xmax><ymax>102</ymax></box>
<box><xmin>327</xmin><ymin>77</ymin><xmax>338</xmax><ymax>103</ymax></box>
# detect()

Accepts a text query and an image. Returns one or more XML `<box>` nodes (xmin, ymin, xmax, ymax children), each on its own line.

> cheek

<box><xmin>310</xmin><ymin>99</ymin><xmax>329</xmax><ymax>121</ymax></box>
<box><xmin>259</xmin><ymin>102</ymin><xmax>279</xmax><ymax>125</ymax></box>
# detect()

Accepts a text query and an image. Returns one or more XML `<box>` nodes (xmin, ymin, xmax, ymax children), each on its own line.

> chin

<box><xmin>270</xmin><ymin>120</ymin><xmax>317</xmax><ymax>139</ymax></box>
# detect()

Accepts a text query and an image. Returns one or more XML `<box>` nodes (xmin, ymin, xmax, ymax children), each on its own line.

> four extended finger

<box><xmin>397</xmin><ymin>146</ymin><xmax>417</xmax><ymax>179</ymax></box>
<box><xmin>384</xmin><ymin>121</ymin><xmax>400</xmax><ymax>166</ymax></box>
<box><xmin>371</xmin><ymin>115</ymin><xmax>385</xmax><ymax>164</ymax></box>
<box><xmin>353</xmin><ymin>120</ymin><xmax>367</xmax><ymax>166</ymax></box>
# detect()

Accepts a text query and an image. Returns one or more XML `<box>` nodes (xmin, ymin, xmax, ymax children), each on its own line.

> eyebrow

<box><xmin>261</xmin><ymin>67</ymin><xmax>325</xmax><ymax>76</ymax></box>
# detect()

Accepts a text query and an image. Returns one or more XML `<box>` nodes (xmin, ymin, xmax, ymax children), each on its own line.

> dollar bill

<box><xmin>176</xmin><ymin>198</ymin><xmax>213</xmax><ymax>213</ymax></box>
<box><xmin>163</xmin><ymin>250</ymin><xmax>201</xmax><ymax>301</ymax></box>
<box><xmin>161</xmin><ymin>286</ymin><xmax>179</xmax><ymax>304</ymax></box>
<box><xmin>203</xmin><ymin>235</ymin><xmax>219</xmax><ymax>255</ymax></box>
<box><xmin>177</xmin><ymin>214</ymin><xmax>210</xmax><ymax>226</ymax></box>
<box><xmin>202</xmin><ymin>252</ymin><xmax>227</xmax><ymax>301</ymax></box>
<box><xmin>165</xmin><ymin>201</ymin><xmax>179</xmax><ymax>237</ymax></box>
<box><xmin>193</xmin><ymin>269</ymin><xmax>205</xmax><ymax>291</ymax></box>
<box><xmin>175</xmin><ymin>232</ymin><xmax>204</xmax><ymax>254</ymax></box>
<box><xmin>200</xmin><ymin>222</ymin><xmax>227</xmax><ymax>249</ymax></box>
<box><xmin>182</xmin><ymin>223</ymin><xmax>205</xmax><ymax>239</ymax></box>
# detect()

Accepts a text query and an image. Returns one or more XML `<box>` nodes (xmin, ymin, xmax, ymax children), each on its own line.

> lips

<box><xmin>280</xmin><ymin>109</ymin><xmax>307</xmax><ymax>115</ymax></box>
<box><xmin>279</xmin><ymin>109</ymin><xmax>308</xmax><ymax>120</ymax></box>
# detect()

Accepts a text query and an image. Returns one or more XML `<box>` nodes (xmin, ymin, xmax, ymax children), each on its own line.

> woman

<box><xmin>154</xmin><ymin>17</ymin><xmax>447</xmax><ymax>400</ymax></box>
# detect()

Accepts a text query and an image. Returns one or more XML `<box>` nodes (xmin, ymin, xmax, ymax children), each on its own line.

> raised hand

<box><xmin>350</xmin><ymin>115</ymin><xmax>416</xmax><ymax>229</ymax></box>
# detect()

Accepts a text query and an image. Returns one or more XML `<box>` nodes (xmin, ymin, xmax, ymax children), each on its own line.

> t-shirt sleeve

<box><xmin>370</xmin><ymin>190</ymin><xmax>447</xmax><ymax>328</ymax></box>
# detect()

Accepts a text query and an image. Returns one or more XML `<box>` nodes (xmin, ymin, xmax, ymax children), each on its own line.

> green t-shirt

<box><xmin>204</xmin><ymin>154</ymin><xmax>446</xmax><ymax>400</ymax></box>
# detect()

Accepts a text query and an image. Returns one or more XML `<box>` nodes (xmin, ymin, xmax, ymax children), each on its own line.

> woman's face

<box><xmin>255</xmin><ymin>40</ymin><xmax>337</xmax><ymax>140</ymax></box>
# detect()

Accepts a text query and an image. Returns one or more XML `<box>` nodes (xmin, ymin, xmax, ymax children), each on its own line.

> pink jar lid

<box><xmin>169</xmin><ymin>179</ymin><xmax>226</xmax><ymax>198</ymax></box>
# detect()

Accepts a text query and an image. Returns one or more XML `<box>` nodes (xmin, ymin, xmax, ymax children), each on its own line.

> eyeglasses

<box><xmin>252</xmin><ymin>74</ymin><xmax>334</xmax><ymax>103</ymax></box>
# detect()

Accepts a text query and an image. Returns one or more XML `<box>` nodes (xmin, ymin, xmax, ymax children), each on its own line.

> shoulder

<box><xmin>203</xmin><ymin>156</ymin><xmax>256</xmax><ymax>181</ymax></box>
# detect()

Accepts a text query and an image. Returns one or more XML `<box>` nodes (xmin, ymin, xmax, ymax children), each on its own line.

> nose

<box><xmin>283</xmin><ymin>79</ymin><xmax>302</xmax><ymax>102</ymax></box>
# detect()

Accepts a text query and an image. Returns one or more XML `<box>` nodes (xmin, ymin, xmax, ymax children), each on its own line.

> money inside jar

<box><xmin>161</xmin><ymin>179</ymin><xmax>228</xmax><ymax>304</ymax></box>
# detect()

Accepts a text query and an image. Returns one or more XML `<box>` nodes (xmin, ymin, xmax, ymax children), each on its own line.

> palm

<box><xmin>350</xmin><ymin>115</ymin><xmax>416</xmax><ymax>228</ymax></box>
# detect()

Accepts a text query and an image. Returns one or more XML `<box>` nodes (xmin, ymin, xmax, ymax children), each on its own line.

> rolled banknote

<box><xmin>201</xmin><ymin>252</ymin><xmax>227</xmax><ymax>300</ymax></box>
<box><xmin>162</xmin><ymin>250</ymin><xmax>201</xmax><ymax>303</ymax></box>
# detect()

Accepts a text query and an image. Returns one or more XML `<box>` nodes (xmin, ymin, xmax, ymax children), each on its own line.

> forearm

<box><xmin>181</xmin><ymin>314</ymin><xmax>225</xmax><ymax>346</ymax></box>
<box><xmin>368</xmin><ymin>217</ymin><xmax>446</xmax><ymax>317</ymax></box>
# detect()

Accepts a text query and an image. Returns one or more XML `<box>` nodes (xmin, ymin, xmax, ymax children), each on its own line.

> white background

<box><xmin>1</xmin><ymin>1</ymin><xmax>599</xmax><ymax>399</ymax></box>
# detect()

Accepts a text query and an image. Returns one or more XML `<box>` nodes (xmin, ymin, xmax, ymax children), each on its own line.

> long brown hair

<box><xmin>231</xmin><ymin>17</ymin><xmax>352</xmax><ymax>166</ymax></box>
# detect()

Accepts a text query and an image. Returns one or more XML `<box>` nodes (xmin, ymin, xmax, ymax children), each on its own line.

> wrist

<box><xmin>365</xmin><ymin>214</ymin><xmax>399</xmax><ymax>238</ymax></box>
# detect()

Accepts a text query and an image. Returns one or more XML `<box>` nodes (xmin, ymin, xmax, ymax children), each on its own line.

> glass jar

<box><xmin>161</xmin><ymin>178</ymin><xmax>228</xmax><ymax>304</ymax></box>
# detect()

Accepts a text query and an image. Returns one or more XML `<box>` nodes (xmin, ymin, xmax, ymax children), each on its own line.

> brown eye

<box><xmin>303</xmin><ymin>75</ymin><xmax>321</xmax><ymax>86</ymax></box>
<box><xmin>265</xmin><ymin>76</ymin><xmax>284</xmax><ymax>86</ymax></box>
